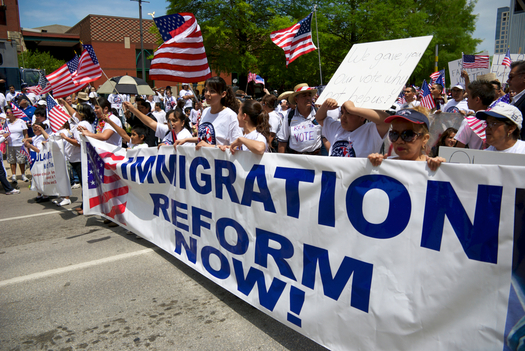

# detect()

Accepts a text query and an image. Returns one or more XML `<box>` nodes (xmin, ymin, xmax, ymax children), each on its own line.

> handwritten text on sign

<box><xmin>317</xmin><ymin>36</ymin><xmax>432</xmax><ymax>109</ymax></box>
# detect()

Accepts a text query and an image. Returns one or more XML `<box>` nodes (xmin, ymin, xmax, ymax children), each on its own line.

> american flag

<box><xmin>255</xmin><ymin>75</ymin><xmax>265</xmax><ymax>85</ymax></box>
<box><xmin>270</xmin><ymin>12</ymin><xmax>317</xmax><ymax>66</ymax></box>
<box><xmin>247</xmin><ymin>72</ymin><xmax>257</xmax><ymax>83</ymax></box>
<box><xmin>420</xmin><ymin>79</ymin><xmax>436</xmax><ymax>109</ymax></box>
<box><xmin>20</xmin><ymin>144</ymin><xmax>32</xmax><ymax>165</ymax></box>
<box><xmin>85</xmin><ymin>138</ymin><xmax>128</xmax><ymax>224</ymax></box>
<box><xmin>502</xmin><ymin>48</ymin><xmax>512</xmax><ymax>67</ymax></box>
<box><xmin>465</xmin><ymin>117</ymin><xmax>486</xmax><ymax>142</ymax></box>
<box><xmin>11</xmin><ymin>102</ymin><xmax>27</xmax><ymax>119</ymax></box>
<box><xmin>430</xmin><ymin>69</ymin><xmax>445</xmax><ymax>84</ymax></box>
<box><xmin>149</xmin><ymin>13</ymin><xmax>212</xmax><ymax>83</ymax></box>
<box><xmin>27</xmin><ymin>71</ymin><xmax>53</xmax><ymax>96</ymax></box>
<box><xmin>46</xmin><ymin>95</ymin><xmax>71</xmax><ymax>133</ymax></box>
<box><xmin>396</xmin><ymin>90</ymin><xmax>406</xmax><ymax>105</ymax></box>
<box><xmin>46</xmin><ymin>56</ymin><xmax>83</xmax><ymax>98</ymax></box>
<box><xmin>72</xmin><ymin>44</ymin><xmax>102</xmax><ymax>85</ymax></box>
<box><xmin>435</xmin><ymin>74</ymin><xmax>445</xmax><ymax>94</ymax></box>
<box><xmin>462</xmin><ymin>53</ymin><xmax>490</xmax><ymax>69</ymax></box>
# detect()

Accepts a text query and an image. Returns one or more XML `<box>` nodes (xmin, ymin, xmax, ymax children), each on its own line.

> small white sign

<box><xmin>317</xmin><ymin>36</ymin><xmax>433</xmax><ymax>109</ymax></box>
<box><xmin>490</xmin><ymin>53</ymin><xmax>525</xmax><ymax>84</ymax></box>
<box><xmin>439</xmin><ymin>146</ymin><xmax>525</xmax><ymax>166</ymax></box>
<box><xmin>447</xmin><ymin>51</ymin><xmax>490</xmax><ymax>87</ymax></box>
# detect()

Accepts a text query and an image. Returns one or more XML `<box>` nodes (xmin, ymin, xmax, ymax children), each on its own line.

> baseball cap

<box><xmin>384</xmin><ymin>109</ymin><xmax>430</xmax><ymax>129</ymax></box>
<box><xmin>476</xmin><ymin>102</ymin><xmax>523</xmax><ymax>130</ymax></box>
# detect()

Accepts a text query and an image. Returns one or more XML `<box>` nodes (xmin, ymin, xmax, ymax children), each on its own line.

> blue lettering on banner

<box><xmin>216</xmin><ymin>218</ymin><xmax>249</xmax><ymax>255</ymax></box>
<box><xmin>202</xmin><ymin>246</ymin><xmax>230</xmax><ymax>279</ymax></box>
<box><xmin>421</xmin><ymin>181</ymin><xmax>502</xmax><ymax>264</ymax></box>
<box><xmin>302</xmin><ymin>244</ymin><xmax>373</xmax><ymax>313</ymax></box>
<box><xmin>241</xmin><ymin>164</ymin><xmax>275</xmax><ymax>212</ymax></box>
<box><xmin>255</xmin><ymin>228</ymin><xmax>296</xmax><ymax>281</ymax></box>
<box><xmin>155</xmin><ymin>154</ymin><xmax>177</xmax><ymax>185</ymax></box>
<box><xmin>319</xmin><ymin>171</ymin><xmax>336</xmax><ymax>227</ymax></box>
<box><xmin>215</xmin><ymin>160</ymin><xmax>239</xmax><ymax>203</ymax></box>
<box><xmin>189</xmin><ymin>156</ymin><xmax>212</xmax><ymax>194</ymax></box>
<box><xmin>119</xmin><ymin>154</ymin><xmax>176</xmax><ymax>185</ymax></box>
<box><xmin>233</xmin><ymin>258</ymin><xmax>287</xmax><ymax>311</ymax></box>
<box><xmin>274</xmin><ymin>167</ymin><xmax>315</xmax><ymax>218</ymax></box>
<box><xmin>192</xmin><ymin>206</ymin><xmax>212</xmax><ymax>237</ymax></box>
<box><xmin>174</xmin><ymin>229</ymin><xmax>197</xmax><ymax>263</ymax></box>
<box><xmin>346</xmin><ymin>174</ymin><xmax>411</xmax><ymax>239</ymax></box>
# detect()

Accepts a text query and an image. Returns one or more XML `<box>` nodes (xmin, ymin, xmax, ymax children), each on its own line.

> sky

<box><xmin>19</xmin><ymin>0</ymin><xmax>511</xmax><ymax>55</ymax></box>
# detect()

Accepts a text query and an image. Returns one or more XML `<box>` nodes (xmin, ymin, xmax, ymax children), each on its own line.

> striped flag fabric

<box><xmin>420</xmin><ymin>80</ymin><xmax>436</xmax><ymax>109</ymax></box>
<box><xmin>85</xmin><ymin>139</ymin><xmax>128</xmax><ymax>224</ymax></box>
<box><xmin>462</xmin><ymin>53</ymin><xmax>490</xmax><ymax>69</ymax></box>
<box><xmin>502</xmin><ymin>48</ymin><xmax>512</xmax><ymax>67</ymax></box>
<box><xmin>72</xmin><ymin>44</ymin><xmax>102</xmax><ymax>85</ymax></box>
<box><xmin>396</xmin><ymin>90</ymin><xmax>406</xmax><ymax>105</ymax></box>
<box><xmin>20</xmin><ymin>144</ymin><xmax>32</xmax><ymax>165</ymax></box>
<box><xmin>430</xmin><ymin>69</ymin><xmax>445</xmax><ymax>84</ymax></box>
<box><xmin>46</xmin><ymin>95</ymin><xmax>71</xmax><ymax>133</ymax></box>
<box><xmin>465</xmin><ymin>116</ymin><xmax>486</xmax><ymax>142</ymax></box>
<box><xmin>435</xmin><ymin>74</ymin><xmax>445</xmax><ymax>94</ymax></box>
<box><xmin>270</xmin><ymin>12</ymin><xmax>317</xmax><ymax>67</ymax></box>
<box><xmin>255</xmin><ymin>75</ymin><xmax>265</xmax><ymax>85</ymax></box>
<box><xmin>149</xmin><ymin>13</ymin><xmax>212</xmax><ymax>83</ymax></box>
<box><xmin>27</xmin><ymin>71</ymin><xmax>53</xmax><ymax>96</ymax></box>
<box><xmin>11</xmin><ymin>102</ymin><xmax>27</xmax><ymax>119</ymax></box>
<box><xmin>247</xmin><ymin>72</ymin><xmax>257</xmax><ymax>83</ymax></box>
<box><xmin>46</xmin><ymin>56</ymin><xmax>82</xmax><ymax>98</ymax></box>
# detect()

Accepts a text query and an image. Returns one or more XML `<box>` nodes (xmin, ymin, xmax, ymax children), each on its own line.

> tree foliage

<box><xmin>18</xmin><ymin>50</ymin><xmax>65</xmax><ymax>73</ymax></box>
<box><xmin>166</xmin><ymin>0</ymin><xmax>481</xmax><ymax>89</ymax></box>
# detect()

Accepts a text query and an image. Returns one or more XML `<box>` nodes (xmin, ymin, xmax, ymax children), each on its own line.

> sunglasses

<box><xmin>389</xmin><ymin>130</ymin><xmax>423</xmax><ymax>143</ymax></box>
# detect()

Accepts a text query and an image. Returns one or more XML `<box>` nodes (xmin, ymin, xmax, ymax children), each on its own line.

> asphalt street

<box><xmin>0</xmin><ymin>169</ymin><xmax>328</xmax><ymax>351</ymax></box>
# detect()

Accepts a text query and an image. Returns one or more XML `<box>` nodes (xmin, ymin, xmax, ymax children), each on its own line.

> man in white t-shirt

<box><xmin>277</xmin><ymin>83</ymin><xmax>322</xmax><ymax>154</ymax></box>
<box><xmin>396</xmin><ymin>86</ymin><xmax>420</xmax><ymax>111</ymax></box>
<box><xmin>179</xmin><ymin>83</ymin><xmax>194</xmax><ymax>110</ymax></box>
<box><xmin>454</xmin><ymin>80</ymin><xmax>495</xmax><ymax>149</ymax></box>
<box><xmin>5</xmin><ymin>85</ymin><xmax>18</xmax><ymax>103</ymax></box>
<box><xmin>438</xmin><ymin>84</ymin><xmax>471</xmax><ymax>115</ymax></box>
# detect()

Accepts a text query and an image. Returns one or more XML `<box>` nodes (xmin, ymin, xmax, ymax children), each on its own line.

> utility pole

<box><xmin>131</xmin><ymin>0</ymin><xmax>149</xmax><ymax>81</ymax></box>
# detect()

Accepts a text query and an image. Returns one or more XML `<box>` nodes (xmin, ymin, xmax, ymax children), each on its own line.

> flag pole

<box><xmin>314</xmin><ymin>5</ymin><xmax>323</xmax><ymax>86</ymax></box>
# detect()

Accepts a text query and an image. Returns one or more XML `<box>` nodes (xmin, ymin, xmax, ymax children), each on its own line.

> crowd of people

<box><xmin>1</xmin><ymin>61</ymin><xmax>524</xmax><ymax>207</ymax></box>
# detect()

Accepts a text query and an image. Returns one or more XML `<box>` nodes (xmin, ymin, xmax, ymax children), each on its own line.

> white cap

<box><xmin>476</xmin><ymin>102</ymin><xmax>523</xmax><ymax>130</ymax></box>
<box><xmin>37</xmin><ymin>100</ymin><xmax>47</xmax><ymax>106</ymax></box>
<box><xmin>452</xmin><ymin>84</ymin><xmax>464</xmax><ymax>90</ymax></box>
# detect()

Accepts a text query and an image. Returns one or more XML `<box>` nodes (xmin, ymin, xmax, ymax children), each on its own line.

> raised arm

<box><xmin>123</xmin><ymin>101</ymin><xmax>158</xmax><ymax>131</ymax></box>
<box><xmin>315</xmin><ymin>98</ymin><xmax>339</xmax><ymax>126</ymax></box>
<box><xmin>57</xmin><ymin>98</ymin><xmax>76</xmax><ymax>116</ymax></box>
<box><xmin>99</xmin><ymin>114</ymin><xmax>130</xmax><ymax>143</ymax></box>
<box><xmin>342</xmin><ymin>100</ymin><xmax>390</xmax><ymax>137</ymax></box>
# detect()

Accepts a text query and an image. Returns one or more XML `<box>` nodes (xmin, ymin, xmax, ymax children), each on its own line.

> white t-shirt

<box><xmin>189</xmin><ymin>109</ymin><xmax>201</xmax><ymax>126</ymax></box>
<box><xmin>7</xmin><ymin>118</ymin><xmax>28</xmax><ymax>146</ymax></box>
<box><xmin>0</xmin><ymin>93</ymin><xmax>6</xmax><ymax>113</ymax></box>
<box><xmin>128</xmin><ymin>142</ymin><xmax>149</xmax><ymax>149</ymax></box>
<box><xmin>454</xmin><ymin>118</ymin><xmax>483</xmax><ymax>150</ymax></box>
<box><xmin>179</xmin><ymin>89</ymin><xmax>193</xmax><ymax>109</ymax></box>
<box><xmin>164</xmin><ymin>95</ymin><xmax>176</xmax><ymax>112</ymax></box>
<box><xmin>268</xmin><ymin>111</ymin><xmax>281</xmax><ymax>134</ymax></box>
<box><xmin>71</xmin><ymin>120</ymin><xmax>93</xmax><ymax>163</ymax></box>
<box><xmin>55</xmin><ymin>128</ymin><xmax>73</xmax><ymax>160</ymax></box>
<box><xmin>26</xmin><ymin>92</ymin><xmax>37</xmax><ymax>105</ymax></box>
<box><xmin>198</xmin><ymin>107</ymin><xmax>242</xmax><ymax>146</ymax></box>
<box><xmin>396</xmin><ymin>100</ymin><xmax>421</xmax><ymax>111</ymax></box>
<box><xmin>108</xmin><ymin>94</ymin><xmax>129</xmax><ymax>116</ymax></box>
<box><xmin>242</xmin><ymin>129</ymin><xmax>267</xmax><ymax>152</ymax></box>
<box><xmin>152</xmin><ymin>110</ymin><xmax>167</xmax><ymax>125</ymax></box>
<box><xmin>322</xmin><ymin>117</ymin><xmax>384</xmax><ymax>157</ymax></box>
<box><xmin>6</xmin><ymin>92</ymin><xmax>18</xmax><ymax>102</ymax></box>
<box><xmin>155</xmin><ymin>123</ymin><xmax>193</xmax><ymax>145</ymax></box>
<box><xmin>276</xmin><ymin>107</ymin><xmax>321</xmax><ymax>153</ymax></box>
<box><xmin>486</xmin><ymin>140</ymin><xmax>525</xmax><ymax>154</ymax></box>
<box><xmin>101</xmin><ymin>114</ymin><xmax>123</xmax><ymax>147</ymax></box>
<box><xmin>32</xmin><ymin>134</ymin><xmax>46</xmax><ymax>151</ymax></box>
<box><xmin>441</xmin><ymin>99</ymin><xmax>471</xmax><ymax>114</ymax></box>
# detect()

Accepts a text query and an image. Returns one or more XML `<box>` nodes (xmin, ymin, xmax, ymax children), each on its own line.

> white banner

<box><xmin>317</xmin><ymin>36</ymin><xmax>433</xmax><ymax>109</ymax></box>
<box><xmin>490</xmin><ymin>53</ymin><xmax>525</xmax><ymax>84</ymax></box>
<box><xmin>82</xmin><ymin>137</ymin><xmax>522</xmax><ymax>351</ymax></box>
<box><xmin>30</xmin><ymin>139</ymin><xmax>71</xmax><ymax>196</ymax></box>
<box><xmin>448</xmin><ymin>52</ymin><xmax>490</xmax><ymax>87</ymax></box>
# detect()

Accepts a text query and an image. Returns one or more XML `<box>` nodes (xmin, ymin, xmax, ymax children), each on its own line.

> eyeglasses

<box><xmin>508</xmin><ymin>73</ymin><xmax>524</xmax><ymax>80</ymax></box>
<box><xmin>486</xmin><ymin>121</ymin><xmax>504</xmax><ymax>129</ymax></box>
<box><xmin>389</xmin><ymin>130</ymin><xmax>423</xmax><ymax>143</ymax></box>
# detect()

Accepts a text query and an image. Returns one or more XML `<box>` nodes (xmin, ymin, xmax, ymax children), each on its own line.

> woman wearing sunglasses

<box><xmin>475</xmin><ymin>102</ymin><xmax>524</xmax><ymax>153</ymax></box>
<box><xmin>368</xmin><ymin>107</ymin><xmax>445</xmax><ymax>171</ymax></box>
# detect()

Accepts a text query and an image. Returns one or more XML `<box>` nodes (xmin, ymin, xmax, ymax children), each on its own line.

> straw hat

<box><xmin>288</xmin><ymin>83</ymin><xmax>317</xmax><ymax>104</ymax></box>
<box><xmin>278</xmin><ymin>91</ymin><xmax>293</xmax><ymax>102</ymax></box>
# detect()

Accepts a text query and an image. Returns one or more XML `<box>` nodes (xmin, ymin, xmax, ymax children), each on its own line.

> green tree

<box><xmin>165</xmin><ymin>0</ymin><xmax>481</xmax><ymax>89</ymax></box>
<box><xmin>18</xmin><ymin>50</ymin><xmax>65</xmax><ymax>73</ymax></box>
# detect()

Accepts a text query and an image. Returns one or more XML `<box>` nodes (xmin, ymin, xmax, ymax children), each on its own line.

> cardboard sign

<box><xmin>490</xmin><ymin>53</ymin><xmax>525</xmax><ymax>84</ymax></box>
<box><xmin>448</xmin><ymin>51</ymin><xmax>490</xmax><ymax>87</ymax></box>
<box><xmin>439</xmin><ymin>146</ymin><xmax>525</xmax><ymax>166</ymax></box>
<box><xmin>316</xmin><ymin>36</ymin><xmax>433</xmax><ymax>109</ymax></box>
